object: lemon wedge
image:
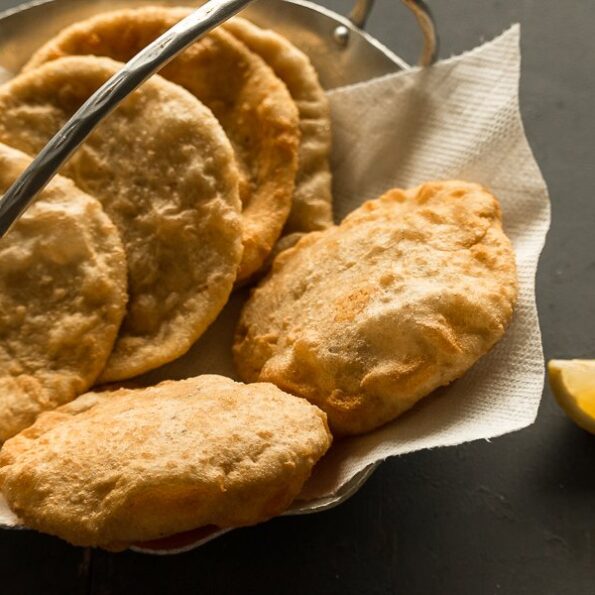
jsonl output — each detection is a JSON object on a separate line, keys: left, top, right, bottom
{"left": 548, "top": 359, "right": 595, "bottom": 433}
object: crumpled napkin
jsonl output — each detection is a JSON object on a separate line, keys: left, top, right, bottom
{"left": 0, "top": 24, "right": 550, "bottom": 527}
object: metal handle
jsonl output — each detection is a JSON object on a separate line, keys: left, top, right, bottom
{"left": 348, "top": 0, "right": 438, "bottom": 66}
{"left": 0, "top": 0, "right": 253, "bottom": 238}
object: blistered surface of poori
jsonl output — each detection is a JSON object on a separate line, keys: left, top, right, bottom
{"left": 235, "top": 181, "right": 518, "bottom": 435}
{"left": 0, "top": 142, "right": 127, "bottom": 442}
{"left": 26, "top": 7, "right": 300, "bottom": 282}
{"left": 0, "top": 375, "right": 331, "bottom": 549}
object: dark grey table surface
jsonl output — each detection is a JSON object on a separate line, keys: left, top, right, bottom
{"left": 0, "top": 1, "right": 594, "bottom": 593}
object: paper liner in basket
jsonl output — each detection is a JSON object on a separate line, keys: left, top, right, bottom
{"left": 0, "top": 25, "right": 550, "bottom": 531}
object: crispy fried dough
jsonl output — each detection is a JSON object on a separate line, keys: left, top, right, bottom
{"left": 234, "top": 181, "right": 518, "bottom": 435}
{"left": 0, "top": 56, "right": 242, "bottom": 382}
{"left": 0, "top": 142, "right": 127, "bottom": 442}
{"left": 224, "top": 17, "right": 333, "bottom": 234}
{"left": 0, "top": 375, "right": 332, "bottom": 549}
{"left": 25, "top": 7, "right": 300, "bottom": 282}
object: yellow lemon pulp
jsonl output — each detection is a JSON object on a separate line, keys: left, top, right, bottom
{"left": 548, "top": 359, "right": 595, "bottom": 433}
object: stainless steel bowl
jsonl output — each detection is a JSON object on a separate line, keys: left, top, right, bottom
{"left": 0, "top": 0, "right": 437, "bottom": 554}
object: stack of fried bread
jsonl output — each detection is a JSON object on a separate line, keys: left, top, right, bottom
{"left": 0, "top": 7, "right": 517, "bottom": 550}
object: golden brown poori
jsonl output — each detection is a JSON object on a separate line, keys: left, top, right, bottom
{"left": 223, "top": 17, "right": 334, "bottom": 234}
{"left": 234, "top": 181, "right": 518, "bottom": 435}
{"left": 0, "top": 375, "right": 332, "bottom": 550}
{"left": 0, "top": 142, "right": 127, "bottom": 442}
{"left": 25, "top": 6, "right": 301, "bottom": 282}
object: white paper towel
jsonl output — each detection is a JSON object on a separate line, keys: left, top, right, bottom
{"left": 301, "top": 24, "right": 550, "bottom": 498}
{"left": 0, "top": 24, "right": 550, "bottom": 527}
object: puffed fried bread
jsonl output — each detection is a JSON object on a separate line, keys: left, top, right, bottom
{"left": 0, "top": 142, "right": 127, "bottom": 442}
{"left": 25, "top": 7, "right": 300, "bottom": 283}
{"left": 234, "top": 181, "right": 518, "bottom": 435}
{"left": 0, "top": 375, "right": 331, "bottom": 550}
{"left": 223, "top": 17, "right": 333, "bottom": 234}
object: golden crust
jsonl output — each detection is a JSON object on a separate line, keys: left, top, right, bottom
{"left": 224, "top": 17, "right": 334, "bottom": 234}
{"left": 0, "top": 375, "right": 332, "bottom": 549}
{"left": 234, "top": 181, "right": 518, "bottom": 435}
{"left": 25, "top": 7, "right": 300, "bottom": 282}
{"left": 0, "top": 55, "right": 243, "bottom": 382}
{"left": 0, "top": 142, "right": 127, "bottom": 442}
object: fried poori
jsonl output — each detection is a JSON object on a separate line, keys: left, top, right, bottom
{"left": 0, "top": 142, "right": 127, "bottom": 442}
{"left": 0, "top": 375, "right": 331, "bottom": 549}
{"left": 25, "top": 7, "right": 300, "bottom": 282}
{"left": 234, "top": 181, "right": 518, "bottom": 435}
{"left": 224, "top": 17, "right": 334, "bottom": 234}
